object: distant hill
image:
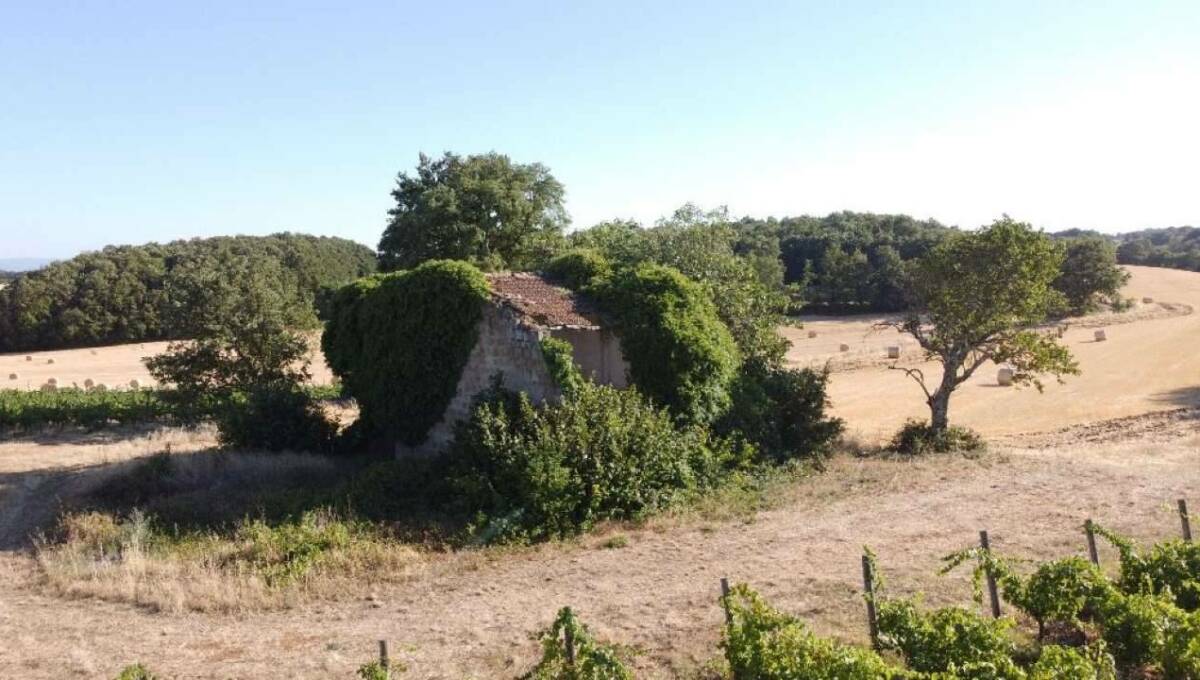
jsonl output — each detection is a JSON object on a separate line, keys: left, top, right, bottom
{"left": 0, "top": 258, "right": 52, "bottom": 272}
{"left": 0, "top": 233, "right": 377, "bottom": 352}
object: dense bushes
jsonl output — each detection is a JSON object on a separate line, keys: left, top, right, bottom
{"left": 717, "top": 363, "right": 844, "bottom": 463}
{"left": 942, "top": 527, "right": 1200, "bottom": 676}
{"left": 544, "top": 248, "right": 612, "bottom": 290}
{"left": 0, "top": 233, "right": 375, "bottom": 352}
{"left": 449, "top": 379, "right": 736, "bottom": 542}
{"left": 723, "top": 584, "right": 898, "bottom": 679}
{"left": 215, "top": 386, "right": 338, "bottom": 453}
{"left": 590, "top": 263, "right": 739, "bottom": 425}
{"left": 322, "top": 260, "right": 490, "bottom": 446}
{"left": 889, "top": 420, "right": 985, "bottom": 455}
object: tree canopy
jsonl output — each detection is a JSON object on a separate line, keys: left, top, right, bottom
{"left": 567, "top": 205, "right": 791, "bottom": 365}
{"left": 1113, "top": 226, "right": 1200, "bottom": 272}
{"left": 377, "top": 152, "right": 568, "bottom": 272}
{"left": 1052, "top": 237, "right": 1130, "bottom": 314}
{"left": 885, "top": 217, "right": 1079, "bottom": 433}
{"left": 0, "top": 233, "right": 376, "bottom": 353}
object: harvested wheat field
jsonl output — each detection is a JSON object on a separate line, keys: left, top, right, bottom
{"left": 785, "top": 265, "right": 1200, "bottom": 442}
{"left": 0, "top": 337, "right": 335, "bottom": 391}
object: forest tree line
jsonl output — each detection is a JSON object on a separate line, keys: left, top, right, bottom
{"left": 0, "top": 233, "right": 376, "bottom": 352}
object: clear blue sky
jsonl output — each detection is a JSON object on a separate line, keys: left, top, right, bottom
{"left": 3, "top": 1, "right": 1198, "bottom": 259}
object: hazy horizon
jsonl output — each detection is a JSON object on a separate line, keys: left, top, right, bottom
{"left": 4, "top": 2, "right": 1198, "bottom": 259}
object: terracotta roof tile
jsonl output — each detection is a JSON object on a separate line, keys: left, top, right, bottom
{"left": 486, "top": 273, "right": 603, "bottom": 329}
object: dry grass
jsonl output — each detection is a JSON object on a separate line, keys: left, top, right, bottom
{"left": 7, "top": 438, "right": 428, "bottom": 614}
{"left": 0, "top": 422, "right": 1196, "bottom": 677}
{"left": 35, "top": 508, "right": 424, "bottom": 614}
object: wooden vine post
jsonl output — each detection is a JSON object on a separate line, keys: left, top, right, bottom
{"left": 720, "top": 577, "right": 733, "bottom": 626}
{"left": 563, "top": 622, "right": 576, "bottom": 666}
{"left": 378, "top": 640, "right": 389, "bottom": 670}
{"left": 861, "top": 554, "right": 880, "bottom": 650}
{"left": 1181, "top": 499, "right": 1193, "bottom": 542}
{"left": 979, "top": 530, "right": 1002, "bottom": 618}
{"left": 1084, "top": 519, "right": 1100, "bottom": 566}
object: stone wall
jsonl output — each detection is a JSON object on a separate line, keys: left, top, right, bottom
{"left": 549, "top": 327, "right": 629, "bottom": 388}
{"left": 399, "top": 303, "right": 561, "bottom": 457}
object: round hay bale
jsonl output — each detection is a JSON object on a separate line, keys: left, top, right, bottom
{"left": 1094, "top": 329, "right": 1107, "bottom": 342}
{"left": 93, "top": 383, "right": 108, "bottom": 393}
{"left": 8, "top": 373, "right": 17, "bottom": 380}
{"left": 1142, "top": 296, "right": 1154, "bottom": 304}
{"left": 46, "top": 358, "right": 54, "bottom": 364}
{"left": 886, "top": 346, "right": 901, "bottom": 359}
{"left": 997, "top": 367, "right": 1015, "bottom": 386}
{"left": 807, "top": 330, "right": 818, "bottom": 338}
{"left": 83, "top": 378, "right": 95, "bottom": 389}
{"left": 129, "top": 379, "right": 141, "bottom": 390}
{"left": 40, "top": 382, "right": 57, "bottom": 393}
{"left": 47, "top": 377, "right": 57, "bottom": 386}
{"left": 839, "top": 343, "right": 850, "bottom": 352}
{"left": 25, "top": 356, "right": 32, "bottom": 362}
{"left": 90, "top": 349, "right": 98, "bottom": 356}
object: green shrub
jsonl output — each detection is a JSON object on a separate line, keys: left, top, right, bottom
{"left": 544, "top": 248, "right": 612, "bottom": 289}
{"left": 1027, "top": 644, "right": 1117, "bottom": 680}
{"left": 944, "top": 550, "right": 1113, "bottom": 639}
{"left": 875, "top": 598, "right": 1022, "bottom": 677}
{"left": 356, "top": 661, "right": 391, "bottom": 679}
{"left": 322, "top": 260, "right": 490, "bottom": 446}
{"left": 1163, "top": 610, "right": 1200, "bottom": 679}
{"left": 215, "top": 386, "right": 338, "bottom": 453}
{"left": 337, "top": 456, "right": 455, "bottom": 526}
{"left": 1095, "top": 591, "right": 1183, "bottom": 668}
{"left": 889, "top": 420, "right": 984, "bottom": 455}
{"left": 722, "top": 583, "right": 901, "bottom": 679}
{"left": 589, "top": 263, "right": 739, "bottom": 424}
{"left": 450, "top": 379, "right": 732, "bottom": 543}
{"left": 717, "top": 362, "right": 844, "bottom": 463}
{"left": 521, "top": 607, "right": 633, "bottom": 679}
{"left": 230, "top": 509, "right": 383, "bottom": 586}
{"left": 113, "top": 664, "right": 161, "bottom": 680}
{"left": 0, "top": 388, "right": 173, "bottom": 430}
{"left": 1093, "top": 525, "right": 1200, "bottom": 612}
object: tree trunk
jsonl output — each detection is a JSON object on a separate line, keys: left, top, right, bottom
{"left": 929, "top": 390, "right": 951, "bottom": 433}
{"left": 927, "top": 355, "right": 962, "bottom": 434}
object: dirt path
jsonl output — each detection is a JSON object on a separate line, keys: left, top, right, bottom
{"left": 0, "top": 417, "right": 1196, "bottom": 679}
{"left": 784, "top": 265, "right": 1200, "bottom": 442}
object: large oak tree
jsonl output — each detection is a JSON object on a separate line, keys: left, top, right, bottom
{"left": 377, "top": 152, "right": 568, "bottom": 271}
{"left": 884, "top": 217, "right": 1079, "bottom": 433}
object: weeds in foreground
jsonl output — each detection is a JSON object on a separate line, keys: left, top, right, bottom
{"left": 37, "top": 508, "right": 420, "bottom": 613}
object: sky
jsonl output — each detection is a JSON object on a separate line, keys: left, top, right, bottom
{"left": 2, "top": 1, "right": 1199, "bottom": 259}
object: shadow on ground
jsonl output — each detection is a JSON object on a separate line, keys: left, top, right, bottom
{"left": 1151, "top": 386, "right": 1200, "bottom": 408}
